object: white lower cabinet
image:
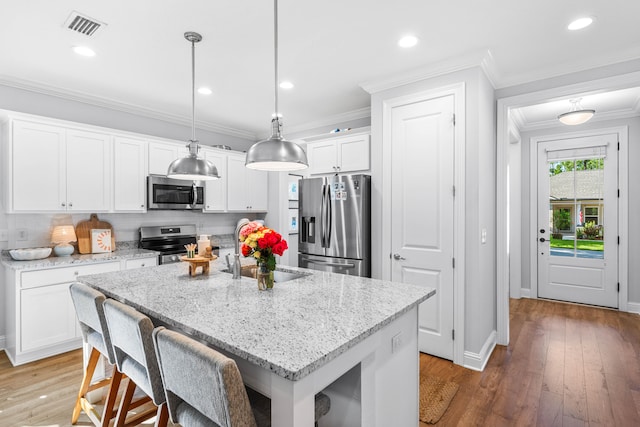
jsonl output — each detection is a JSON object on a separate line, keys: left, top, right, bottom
{"left": 4, "top": 257, "right": 156, "bottom": 366}
{"left": 20, "top": 282, "right": 79, "bottom": 353}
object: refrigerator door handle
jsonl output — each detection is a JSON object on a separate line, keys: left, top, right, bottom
{"left": 301, "top": 257, "right": 356, "bottom": 268}
{"left": 320, "top": 184, "right": 326, "bottom": 247}
{"left": 327, "top": 184, "right": 332, "bottom": 247}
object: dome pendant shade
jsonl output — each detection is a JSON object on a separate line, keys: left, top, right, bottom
{"left": 167, "top": 31, "right": 221, "bottom": 181}
{"left": 246, "top": 118, "right": 308, "bottom": 171}
{"left": 167, "top": 142, "right": 220, "bottom": 180}
{"left": 245, "top": 0, "right": 308, "bottom": 172}
{"left": 557, "top": 98, "right": 595, "bottom": 126}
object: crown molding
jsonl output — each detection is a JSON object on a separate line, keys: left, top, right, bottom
{"left": 509, "top": 108, "right": 526, "bottom": 131}
{"left": 280, "top": 106, "right": 371, "bottom": 136}
{"left": 0, "top": 75, "right": 257, "bottom": 140}
{"left": 359, "top": 49, "right": 499, "bottom": 94}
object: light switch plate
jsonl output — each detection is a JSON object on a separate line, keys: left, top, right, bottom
{"left": 17, "top": 229, "right": 28, "bottom": 241}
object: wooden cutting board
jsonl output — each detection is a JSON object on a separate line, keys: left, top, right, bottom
{"left": 76, "top": 213, "right": 116, "bottom": 254}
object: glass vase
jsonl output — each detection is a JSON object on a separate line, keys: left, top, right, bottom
{"left": 256, "top": 263, "right": 274, "bottom": 290}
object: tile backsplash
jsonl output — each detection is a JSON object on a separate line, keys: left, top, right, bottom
{"left": 0, "top": 211, "right": 265, "bottom": 250}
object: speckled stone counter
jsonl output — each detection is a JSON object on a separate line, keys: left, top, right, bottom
{"left": 77, "top": 261, "right": 434, "bottom": 381}
{"left": 1, "top": 248, "right": 159, "bottom": 271}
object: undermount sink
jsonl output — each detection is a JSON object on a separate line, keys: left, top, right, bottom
{"left": 222, "top": 265, "right": 310, "bottom": 283}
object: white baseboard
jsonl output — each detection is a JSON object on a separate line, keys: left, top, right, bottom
{"left": 628, "top": 302, "right": 640, "bottom": 315}
{"left": 0, "top": 335, "right": 5, "bottom": 351}
{"left": 463, "top": 330, "right": 496, "bottom": 372}
{"left": 520, "top": 288, "right": 531, "bottom": 298}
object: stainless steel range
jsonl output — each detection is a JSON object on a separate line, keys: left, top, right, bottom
{"left": 139, "top": 224, "right": 218, "bottom": 264}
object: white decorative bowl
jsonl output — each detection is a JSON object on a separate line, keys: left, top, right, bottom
{"left": 9, "top": 247, "right": 52, "bottom": 261}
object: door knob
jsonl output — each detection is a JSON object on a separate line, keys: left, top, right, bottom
{"left": 539, "top": 229, "right": 546, "bottom": 234}
{"left": 393, "top": 253, "right": 406, "bottom": 260}
{"left": 539, "top": 237, "right": 546, "bottom": 242}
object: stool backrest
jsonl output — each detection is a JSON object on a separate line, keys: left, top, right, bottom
{"left": 69, "top": 283, "right": 116, "bottom": 364}
{"left": 153, "top": 327, "right": 257, "bottom": 427}
{"left": 103, "top": 299, "right": 165, "bottom": 405}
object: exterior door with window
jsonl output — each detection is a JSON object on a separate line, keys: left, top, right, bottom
{"left": 537, "top": 134, "right": 618, "bottom": 308}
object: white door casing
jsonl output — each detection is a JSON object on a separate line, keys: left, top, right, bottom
{"left": 389, "top": 93, "right": 455, "bottom": 360}
{"left": 536, "top": 134, "right": 619, "bottom": 308}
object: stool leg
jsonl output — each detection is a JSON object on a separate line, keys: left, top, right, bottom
{"left": 100, "top": 370, "right": 123, "bottom": 427}
{"left": 115, "top": 379, "right": 137, "bottom": 427}
{"left": 154, "top": 403, "right": 169, "bottom": 427}
{"left": 72, "top": 347, "right": 100, "bottom": 424}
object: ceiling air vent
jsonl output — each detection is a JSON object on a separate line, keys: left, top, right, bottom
{"left": 64, "top": 11, "right": 105, "bottom": 37}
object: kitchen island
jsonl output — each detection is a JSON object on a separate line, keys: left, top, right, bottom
{"left": 78, "top": 261, "right": 435, "bottom": 426}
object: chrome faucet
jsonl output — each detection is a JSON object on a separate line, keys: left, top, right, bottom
{"left": 232, "top": 218, "right": 250, "bottom": 279}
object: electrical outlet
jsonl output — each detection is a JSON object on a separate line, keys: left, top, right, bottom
{"left": 17, "top": 229, "right": 28, "bottom": 241}
{"left": 0, "top": 229, "right": 8, "bottom": 242}
{"left": 391, "top": 332, "right": 403, "bottom": 353}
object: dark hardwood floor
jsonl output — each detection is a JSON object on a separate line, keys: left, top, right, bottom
{"left": 420, "top": 298, "right": 640, "bottom": 426}
{"left": 1, "top": 298, "right": 638, "bottom": 426}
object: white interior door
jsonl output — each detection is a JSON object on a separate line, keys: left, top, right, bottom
{"left": 537, "top": 134, "right": 618, "bottom": 308}
{"left": 390, "top": 94, "right": 455, "bottom": 360}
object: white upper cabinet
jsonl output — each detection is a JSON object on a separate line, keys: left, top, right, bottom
{"left": 307, "top": 133, "right": 370, "bottom": 175}
{"left": 65, "top": 129, "right": 112, "bottom": 212}
{"left": 148, "top": 140, "right": 188, "bottom": 175}
{"left": 114, "top": 136, "right": 148, "bottom": 212}
{"left": 11, "top": 121, "right": 66, "bottom": 211}
{"left": 9, "top": 120, "right": 111, "bottom": 212}
{"left": 202, "top": 147, "right": 227, "bottom": 212}
{"left": 227, "top": 153, "right": 268, "bottom": 212}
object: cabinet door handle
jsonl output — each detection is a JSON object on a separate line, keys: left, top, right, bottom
{"left": 69, "top": 202, "right": 73, "bottom": 208}
{"left": 141, "top": 263, "right": 145, "bottom": 267}
{"left": 61, "top": 202, "right": 66, "bottom": 207}
{"left": 393, "top": 253, "right": 406, "bottom": 260}
{"left": 74, "top": 271, "right": 79, "bottom": 276}
{"left": 141, "top": 204, "right": 144, "bottom": 208}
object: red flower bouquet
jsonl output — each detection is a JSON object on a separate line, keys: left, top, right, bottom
{"left": 239, "top": 221, "right": 288, "bottom": 271}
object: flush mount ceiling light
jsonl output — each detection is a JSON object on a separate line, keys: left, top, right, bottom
{"left": 167, "top": 32, "right": 220, "bottom": 181}
{"left": 72, "top": 45, "right": 96, "bottom": 57}
{"left": 568, "top": 17, "right": 594, "bottom": 31}
{"left": 398, "top": 35, "right": 418, "bottom": 48}
{"left": 557, "top": 98, "right": 595, "bottom": 125}
{"left": 279, "top": 81, "right": 294, "bottom": 89}
{"left": 197, "top": 87, "right": 212, "bottom": 95}
{"left": 245, "top": 0, "right": 308, "bottom": 171}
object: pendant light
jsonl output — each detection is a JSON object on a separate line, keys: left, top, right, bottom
{"left": 167, "top": 32, "right": 220, "bottom": 181}
{"left": 245, "top": 0, "right": 308, "bottom": 171}
{"left": 557, "top": 98, "right": 595, "bottom": 126}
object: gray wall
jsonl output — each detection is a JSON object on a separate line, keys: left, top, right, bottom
{"left": 370, "top": 66, "right": 497, "bottom": 356}
{"left": 519, "top": 116, "right": 640, "bottom": 303}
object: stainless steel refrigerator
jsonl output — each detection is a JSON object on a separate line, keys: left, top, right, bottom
{"left": 298, "top": 174, "right": 371, "bottom": 277}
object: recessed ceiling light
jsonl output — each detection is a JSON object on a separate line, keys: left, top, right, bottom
{"left": 568, "top": 17, "right": 594, "bottom": 31}
{"left": 72, "top": 46, "right": 96, "bottom": 57}
{"left": 279, "top": 81, "right": 294, "bottom": 89}
{"left": 197, "top": 87, "right": 212, "bottom": 95}
{"left": 398, "top": 35, "right": 418, "bottom": 48}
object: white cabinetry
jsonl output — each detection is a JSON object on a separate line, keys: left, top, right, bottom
{"left": 114, "top": 137, "right": 148, "bottom": 212}
{"left": 202, "top": 148, "right": 228, "bottom": 212}
{"left": 124, "top": 256, "right": 157, "bottom": 270}
{"left": 307, "top": 133, "right": 370, "bottom": 175}
{"left": 66, "top": 129, "right": 112, "bottom": 211}
{"left": 227, "top": 153, "right": 268, "bottom": 212}
{"left": 5, "top": 261, "right": 120, "bottom": 365}
{"left": 4, "top": 257, "right": 158, "bottom": 366}
{"left": 8, "top": 120, "right": 112, "bottom": 212}
{"left": 148, "top": 140, "right": 188, "bottom": 175}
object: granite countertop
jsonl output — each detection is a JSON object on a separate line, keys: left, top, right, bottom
{"left": 1, "top": 248, "right": 159, "bottom": 271}
{"left": 77, "top": 261, "right": 435, "bottom": 381}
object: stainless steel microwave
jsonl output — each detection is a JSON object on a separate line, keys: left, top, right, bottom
{"left": 147, "top": 175, "right": 204, "bottom": 210}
